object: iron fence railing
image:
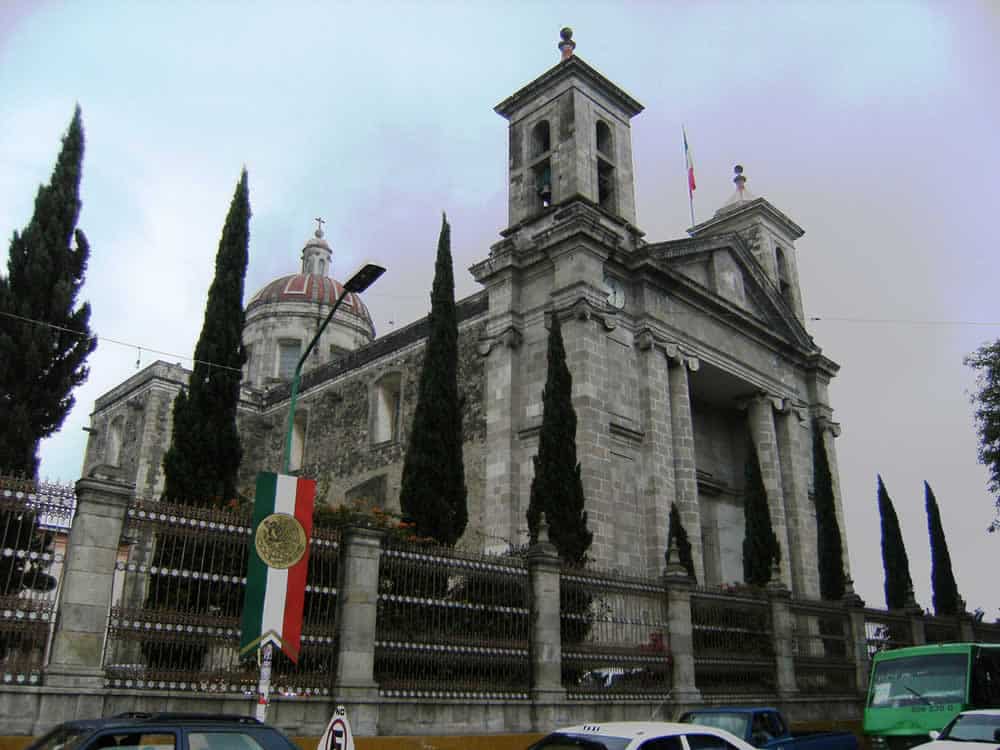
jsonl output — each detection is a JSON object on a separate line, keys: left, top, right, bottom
{"left": 863, "top": 610, "right": 913, "bottom": 661}
{"left": 103, "top": 498, "right": 340, "bottom": 695}
{"left": 973, "top": 621, "right": 1000, "bottom": 643}
{"left": 375, "top": 540, "right": 530, "bottom": 698}
{"left": 691, "top": 589, "right": 775, "bottom": 694}
{"left": 789, "top": 599, "right": 855, "bottom": 694}
{"left": 0, "top": 476, "right": 74, "bottom": 685}
{"left": 924, "top": 616, "right": 962, "bottom": 644}
{"left": 559, "top": 566, "right": 671, "bottom": 698}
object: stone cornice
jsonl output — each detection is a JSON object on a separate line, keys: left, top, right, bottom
{"left": 689, "top": 196, "right": 805, "bottom": 241}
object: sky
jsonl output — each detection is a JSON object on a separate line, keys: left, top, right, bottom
{"left": 1, "top": 1, "right": 997, "bottom": 615}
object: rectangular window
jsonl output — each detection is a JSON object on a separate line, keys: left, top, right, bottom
{"left": 278, "top": 340, "right": 301, "bottom": 380}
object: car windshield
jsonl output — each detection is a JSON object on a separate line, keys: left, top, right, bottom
{"left": 527, "top": 732, "right": 632, "bottom": 750}
{"left": 869, "top": 653, "right": 968, "bottom": 707}
{"left": 682, "top": 713, "right": 749, "bottom": 739}
{"left": 941, "top": 714, "right": 1000, "bottom": 742}
{"left": 27, "top": 726, "right": 92, "bottom": 750}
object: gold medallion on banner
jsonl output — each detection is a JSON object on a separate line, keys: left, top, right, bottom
{"left": 255, "top": 513, "right": 307, "bottom": 569}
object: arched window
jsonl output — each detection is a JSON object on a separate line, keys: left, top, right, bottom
{"left": 278, "top": 339, "right": 301, "bottom": 380}
{"left": 776, "top": 247, "right": 793, "bottom": 306}
{"left": 596, "top": 120, "right": 613, "bottom": 158}
{"left": 107, "top": 416, "right": 124, "bottom": 466}
{"left": 531, "top": 120, "right": 551, "bottom": 158}
{"left": 371, "top": 372, "right": 402, "bottom": 444}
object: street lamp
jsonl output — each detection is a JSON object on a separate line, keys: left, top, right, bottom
{"left": 282, "top": 262, "right": 386, "bottom": 473}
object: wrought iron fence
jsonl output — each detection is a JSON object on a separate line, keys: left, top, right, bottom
{"left": 863, "top": 610, "right": 912, "bottom": 660}
{"left": 923, "top": 617, "right": 961, "bottom": 644}
{"left": 973, "top": 621, "right": 1000, "bottom": 643}
{"left": 560, "top": 566, "right": 671, "bottom": 699}
{"left": 375, "top": 540, "right": 529, "bottom": 698}
{"left": 0, "top": 476, "right": 74, "bottom": 686}
{"left": 789, "top": 600, "right": 855, "bottom": 694}
{"left": 103, "top": 498, "right": 341, "bottom": 695}
{"left": 691, "top": 589, "right": 775, "bottom": 694}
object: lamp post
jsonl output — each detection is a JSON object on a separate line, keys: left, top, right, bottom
{"left": 282, "top": 263, "right": 385, "bottom": 473}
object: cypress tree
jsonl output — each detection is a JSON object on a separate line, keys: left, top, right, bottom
{"left": 813, "top": 424, "right": 846, "bottom": 600}
{"left": 877, "top": 475, "right": 914, "bottom": 610}
{"left": 0, "top": 106, "right": 95, "bottom": 476}
{"left": 667, "top": 503, "right": 696, "bottom": 582}
{"left": 399, "top": 214, "right": 467, "bottom": 546}
{"left": 160, "top": 170, "right": 250, "bottom": 507}
{"left": 526, "top": 312, "right": 592, "bottom": 565}
{"left": 925, "top": 481, "right": 961, "bottom": 615}
{"left": 743, "top": 436, "right": 780, "bottom": 586}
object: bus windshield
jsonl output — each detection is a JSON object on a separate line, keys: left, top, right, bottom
{"left": 869, "top": 652, "right": 968, "bottom": 707}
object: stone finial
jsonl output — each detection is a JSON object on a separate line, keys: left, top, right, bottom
{"left": 733, "top": 164, "right": 747, "bottom": 195}
{"left": 664, "top": 537, "right": 691, "bottom": 582}
{"left": 766, "top": 558, "right": 788, "bottom": 594}
{"left": 904, "top": 584, "right": 921, "bottom": 613}
{"left": 842, "top": 576, "right": 865, "bottom": 607}
{"left": 538, "top": 515, "right": 551, "bottom": 545}
{"left": 558, "top": 27, "right": 576, "bottom": 60}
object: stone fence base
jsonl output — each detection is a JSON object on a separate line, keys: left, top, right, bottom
{"left": 0, "top": 686, "right": 862, "bottom": 739}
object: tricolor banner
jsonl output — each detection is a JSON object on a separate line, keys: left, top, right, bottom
{"left": 683, "top": 125, "right": 696, "bottom": 195}
{"left": 240, "top": 471, "right": 315, "bottom": 662}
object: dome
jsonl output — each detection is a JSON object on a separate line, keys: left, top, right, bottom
{"left": 247, "top": 273, "right": 373, "bottom": 329}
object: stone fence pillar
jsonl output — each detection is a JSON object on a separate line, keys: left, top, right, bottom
{"left": 334, "top": 526, "right": 384, "bottom": 736}
{"left": 767, "top": 577, "right": 798, "bottom": 698}
{"left": 664, "top": 547, "right": 701, "bottom": 706}
{"left": 46, "top": 473, "right": 133, "bottom": 688}
{"left": 842, "top": 583, "right": 870, "bottom": 695}
{"left": 528, "top": 525, "right": 565, "bottom": 730}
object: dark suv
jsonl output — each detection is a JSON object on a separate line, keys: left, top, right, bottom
{"left": 27, "top": 713, "right": 299, "bottom": 750}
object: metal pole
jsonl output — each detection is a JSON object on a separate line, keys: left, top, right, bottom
{"left": 255, "top": 642, "right": 273, "bottom": 722}
{"left": 282, "top": 292, "right": 349, "bottom": 473}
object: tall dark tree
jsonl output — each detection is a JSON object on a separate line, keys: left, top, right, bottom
{"left": 0, "top": 106, "right": 95, "bottom": 476}
{"left": 160, "top": 170, "right": 250, "bottom": 507}
{"left": 667, "top": 503, "right": 696, "bottom": 581}
{"left": 925, "top": 481, "right": 961, "bottom": 615}
{"left": 526, "top": 312, "right": 592, "bottom": 565}
{"left": 743, "top": 436, "right": 780, "bottom": 586}
{"left": 965, "top": 341, "right": 1000, "bottom": 532}
{"left": 399, "top": 214, "right": 467, "bottom": 546}
{"left": 813, "top": 424, "right": 846, "bottom": 600}
{"left": 877, "top": 475, "right": 914, "bottom": 610}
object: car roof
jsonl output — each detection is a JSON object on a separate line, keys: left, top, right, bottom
{"left": 53, "top": 715, "right": 267, "bottom": 732}
{"left": 551, "top": 721, "right": 747, "bottom": 741}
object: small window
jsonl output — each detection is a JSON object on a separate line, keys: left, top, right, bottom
{"left": 532, "top": 159, "right": 552, "bottom": 210}
{"left": 107, "top": 416, "right": 124, "bottom": 467}
{"left": 596, "top": 120, "right": 613, "bottom": 158}
{"left": 317, "top": 259, "right": 326, "bottom": 276}
{"left": 597, "top": 158, "right": 615, "bottom": 212}
{"left": 89, "top": 733, "right": 176, "bottom": 750}
{"left": 776, "top": 246, "right": 793, "bottom": 306}
{"left": 188, "top": 734, "right": 265, "bottom": 750}
{"left": 243, "top": 344, "right": 253, "bottom": 382}
{"left": 640, "top": 738, "right": 685, "bottom": 750}
{"left": 277, "top": 340, "right": 301, "bottom": 380}
{"left": 372, "top": 372, "right": 402, "bottom": 444}
{"left": 531, "top": 120, "right": 551, "bottom": 157}
{"left": 685, "top": 734, "right": 742, "bottom": 750}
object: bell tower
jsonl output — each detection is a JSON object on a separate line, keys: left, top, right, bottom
{"left": 494, "top": 28, "right": 644, "bottom": 230}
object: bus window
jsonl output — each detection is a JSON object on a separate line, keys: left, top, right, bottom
{"left": 869, "top": 652, "right": 968, "bottom": 707}
{"left": 971, "top": 647, "right": 1000, "bottom": 708}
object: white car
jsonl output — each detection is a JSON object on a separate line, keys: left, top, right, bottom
{"left": 527, "top": 721, "right": 760, "bottom": 750}
{"left": 913, "top": 710, "right": 1000, "bottom": 750}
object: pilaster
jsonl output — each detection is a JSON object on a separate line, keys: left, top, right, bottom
{"left": 816, "top": 415, "right": 852, "bottom": 585}
{"left": 746, "top": 395, "right": 793, "bottom": 587}
{"left": 842, "top": 581, "right": 870, "bottom": 695}
{"left": 46, "top": 473, "right": 134, "bottom": 689}
{"left": 774, "top": 404, "right": 815, "bottom": 597}
{"left": 668, "top": 353, "right": 705, "bottom": 584}
{"left": 767, "top": 576, "right": 798, "bottom": 698}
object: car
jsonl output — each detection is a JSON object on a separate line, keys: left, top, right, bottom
{"left": 679, "top": 707, "right": 858, "bottom": 750}
{"left": 912, "top": 710, "right": 1000, "bottom": 750}
{"left": 26, "top": 713, "right": 299, "bottom": 750}
{"left": 526, "top": 721, "right": 760, "bottom": 750}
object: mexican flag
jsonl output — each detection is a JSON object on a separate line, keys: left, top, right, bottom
{"left": 240, "top": 472, "right": 315, "bottom": 662}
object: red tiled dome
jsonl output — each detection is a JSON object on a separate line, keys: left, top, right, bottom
{"left": 247, "top": 273, "right": 373, "bottom": 326}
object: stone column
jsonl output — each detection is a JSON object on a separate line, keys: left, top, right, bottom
{"left": 774, "top": 406, "right": 815, "bottom": 597}
{"left": 664, "top": 545, "right": 701, "bottom": 705}
{"left": 767, "top": 575, "right": 798, "bottom": 698}
{"left": 842, "top": 582, "right": 870, "bottom": 695}
{"left": 668, "top": 353, "right": 704, "bottom": 583}
{"left": 334, "top": 526, "right": 384, "bottom": 736}
{"left": 46, "top": 473, "right": 133, "bottom": 688}
{"left": 636, "top": 331, "right": 677, "bottom": 578}
{"left": 816, "top": 416, "right": 852, "bottom": 586}
{"left": 528, "top": 526, "right": 565, "bottom": 730}
{"left": 746, "top": 395, "right": 793, "bottom": 587}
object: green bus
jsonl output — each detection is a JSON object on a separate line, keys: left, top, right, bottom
{"left": 864, "top": 643, "right": 1000, "bottom": 750}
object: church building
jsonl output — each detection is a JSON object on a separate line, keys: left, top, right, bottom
{"left": 81, "top": 29, "right": 848, "bottom": 597}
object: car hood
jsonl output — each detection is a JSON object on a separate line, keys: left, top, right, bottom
{"left": 911, "top": 741, "right": 1000, "bottom": 750}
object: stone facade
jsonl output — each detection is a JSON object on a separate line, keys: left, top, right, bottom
{"left": 82, "top": 32, "right": 849, "bottom": 598}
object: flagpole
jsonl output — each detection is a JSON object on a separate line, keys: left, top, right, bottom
{"left": 688, "top": 189, "right": 695, "bottom": 227}
{"left": 683, "top": 125, "right": 696, "bottom": 227}
{"left": 256, "top": 641, "right": 274, "bottom": 722}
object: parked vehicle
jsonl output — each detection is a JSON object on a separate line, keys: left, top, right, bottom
{"left": 678, "top": 707, "right": 858, "bottom": 750}
{"left": 912, "top": 709, "right": 1000, "bottom": 750}
{"left": 527, "top": 720, "right": 757, "bottom": 750}
{"left": 27, "top": 713, "right": 298, "bottom": 750}
{"left": 864, "top": 643, "right": 1000, "bottom": 750}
